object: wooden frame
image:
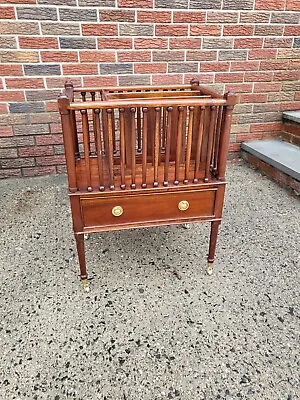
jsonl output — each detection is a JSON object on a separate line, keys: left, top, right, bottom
{"left": 58, "top": 78, "right": 237, "bottom": 290}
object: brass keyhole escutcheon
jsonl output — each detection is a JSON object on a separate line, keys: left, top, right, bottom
{"left": 178, "top": 200, "right": 189, "bottom": 211}
{"left": 112, "top": 205, "right": 123, "bottom": 217}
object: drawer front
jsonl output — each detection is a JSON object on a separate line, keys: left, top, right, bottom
{"left": 81, "top": 189, "right": 216, "bottom": 229}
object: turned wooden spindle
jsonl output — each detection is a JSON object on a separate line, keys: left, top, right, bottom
{"left": 174, "top": 106, "right": 184, "bottom": 185}
{"left": 119, "top": 108, "right": 126, "bottom": 190}
{"left": 142, "top": 107, "right": 148, "bottom": 188}
{"left": 130, "top": 107, "right": 136, "bottom": 189}
{"left": 137, "top": 107, "right": 142, "bottom": 153}
{"left": 93, "top": 108, "right": 105, "bottom": 191}
{"left": 162, "top": 107, "right": 167, "bottom": 152}
{"left": 204, "top": 106, "right": 217, "bottom": 183}
{"left": 81, "top": 109, "right": 92, "bottom": 192}
{"left": 81, "top": 91, "right": 86, "bottom": 102}
{"left": 212, "top": 107, "right": 223, "bottom": 174}
{"left": 163, "top": 106, "right": 173, "bottom": 187}
{"left": 193, "top": 106, "right": 205, "bottom": 184}
{"left": 106, "top": 108, "right": 115, "bottom": 190}
{"left": 184, "top": 106, "right": 194, "bottom": 184}
{"left": 153, "top": 107, "right": 161, "bottom": 187}
{"left": 64, "top": 81, "right": 80, "bottom": 159}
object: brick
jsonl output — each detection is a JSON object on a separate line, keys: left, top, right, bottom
{"left": 82, "top": 24, "right": 118, "bottom": 36}
{"left": 0, "top": 126, "right": 13, "bottom": 137}
{"left": 59, "top": 8, "right": 97, "bottom": 21}
{"left": 134, "top": 63, "right": 167, "bottom": 74}
{"left": 2, "top": 0, "right": 36, "bottom": 2}
{"left": 190, "top": 24, "right": 221, "bottom": 36}
{"left": 30, "top": 112, "right": 59, "bottom": 124}
{"left": 83, "top": 76, "right": 117, "bottom": 87}
{"left": 255, "top": 25, "right": 284, "bottom": 36}
{"left": 248, "top": 49, "right": 277, "bottom": 59}
{"left": 264, "top": 38, "right": 292, "bottom": 48}
{"left": 118, "top": 51, "right": 151, "bottom": 62}
{"left": 0, "top": 114, "right": 29, "bottom": 126}
{"left": 0, "top": 136, "right": 34, "bottom": 148}
{"left": 41, "top": 51, "right": 78, "bottom": 63}
{"left": 280, "top": 101, "right": 300, "bottom": 111}
{"left": 207, "top": 11, "right": 238, "bottom": 23}
{"left": 101, "top": 10, "right": 135, "bottom": 22}
{"left": 231, "top": 61, "right": 259, "bottom": 71}
{"left": 239, "top": 12, "right": 270, "bottom": 23}
{"left": 118, "top": 0, "right": 153, "bottom": 7}
{"left": 152, "top": 74, "right": 183, "bottom": 85}
{"left": 120, "top": 24, "right": 154, "bottom": 36}
{"left": 22, "top": 166, "right": 57, "bottom": 177}
{"left": 277, "top": 49, "right": 300, "bottom": 59}
{"left": 271, "top": 13, "right": 299, "bottom": 24}
{"left": 36, "top": 134, "right": 63, "bottom": 145}
{"left": 9, "top": 102, "right": 45, "bottom": 114}
{"left": 225, "top": 83, "right": 253, "bottom": 93}
{"left": 25, "top": 89, "right": 59, "bottom": 101}
{"left": 240, "top": 93, "right": 267, "bottom": 103}
{"left": 190, "top": 0, "right": 221, "bottom": 9}
{"left": 250, "top": 121, "right": 281, "bottom": 132}
{"left": 244, "top": 71, "right": 273, "bottom": 81}
{"left": 5, "top": 78, "right": 44, "bottom": 89}
{"left": 255, "top": 0, "right": 285, "bottom": 10}
{"left": 0, "top": 36, "right": 16, "bottom": 49}
{"left": 203, "top": 38, "right": 233, "bottom": 49}
{"left": 155, "top": 0, "right": 187, "bottom": 8}
{"left": 286, "top": 0, "right": 300, "bottom": 11}
{"left": 215, "top": 73, "right": 244, "bottom": 82}
{"left": 63, "top": 63, "right": 99, "bottom": 75}
{"left": 253, "top": 103, "right": 280, "bottom": 113}
{"left": 0, "top": 21, "right": 39, "bottom": 35}
{"left": 0, "top": 104, "right": 9, "bottom": 114}
{"left": 19, "top": 36, "right": 58, "bottom": 49}
{"left": 80, "top": 51, "right": 115, "bottom": 63}
{"left": 284, "top": 26, "right": 300, "bottom": 36}
{"left": 223, "top": 0, "right": 254, "bottom": 9}
{"left": 290, "top": 60, "right": 300, "bottom": 70}
{"left": 168, "top": 63, "right": 198, "bottom": 73}
{"left": 39, "top": 0, "right": 76, "bottom": 4}
{"left": 294, "top": 38, "right": 300, "bottom": 48}
{"left": 237, "top": 112, "right": 280, "bottom": 124}
{"left": 169, "top": 38, "right": 201, "bottom": 49}
{"left": 0, "top": 50, "right": 39, "bottom": 63}
{"left": 19, "top": 146, "right": 53, "bottom": 157}
{"left": 234, "top": 38, "right": 263, "bottom": 49}
{"left": 236, "top": 133, "right": 262, "bottom": 142}
{"left": 173, "top": 11, "right": 205, "bottom": 23}
{"left": 200, "top": 61, "right": 229, "bottom": 72}
{"left": 186, "top": 50, "right": 217, "bottom": 61}
{"left": 17, "top": 6, "right": 57, "bottom": 20}
{"left": 0, "top": 169, "right": 21, "bottom": 178}
{"left": 219, "top": 50, "right": 247, "bottom": 60}
{"left": 13, "top": 124, "right": 50, "bottom": 136}
{"left": 60, "top": 37, "right": 96, "bottom": 49}
{"left": 223, "top": 25, "right": 254, "bottom": 36}
{"left": 98, "top": 38, "right": 132, "bottom": 49}
{"left": 0, "top": 148, "right": 17, "bottom": 158}
{"left": 41, "top": 23, "right": 80, "bottom": 36}
{"left": 134, "top": 38, "right": 167, "bottom": 49}
{"left": 36, "top": 155, "right": 65, "bottom": 166}
{"left": 155, "top": 24, "right": 188, "bottom": 37}
{"left": 46, "top": 77, "right": 82, "bottom": 89}
{"left": 260, "top": 60, "right": 289, "bottom": 70}
{"left": 0, "top": 91, "right": 25, "bottom": 101}
{"left": 24, "top": 64, "right": 61, "bottom": 76}
{"left": 1, "top": 6, "right": 15, "bottom": 19}
{"left": 1, "top": 158, "right": 35, "bottom": 169}
{"left": 100, "top": 63, "right": 133, "bottom": 75}
{"left": 53, "top": 145, "right": 65, "bottom": 155}
{"left": 274, "top": 71, "right": 299, "bottom": 81}
{"left": 152, "top": 50, "right": 184, "bottom": 61}
{"left": 78, "top": 0, "right": 114, "bottom": 5}
{"left": 282, "top": 81, "right": 300, "bottom": 92}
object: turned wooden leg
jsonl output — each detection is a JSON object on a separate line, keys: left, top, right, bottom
{"left": 207, "top": 221, "right": 221, "bottom": 275}
{"left": 75, "top": 233, "right": 89, "bottom": 291}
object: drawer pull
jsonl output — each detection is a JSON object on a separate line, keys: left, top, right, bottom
{"left": 112, "top": 205, "right": 123, "bottom": 217}
{"left": 178, "top": 200, "right": 189, "bottom": 211}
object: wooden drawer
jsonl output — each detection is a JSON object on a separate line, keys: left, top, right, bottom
{"left": 80, "top": 188, "right": 217, "bottom": 229}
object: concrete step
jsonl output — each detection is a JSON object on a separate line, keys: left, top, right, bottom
{"left": 241, "top": 139, "right": 300, "bottom": 195}
{"left": 282, "top": 110, "right": 300, "bottom": 124}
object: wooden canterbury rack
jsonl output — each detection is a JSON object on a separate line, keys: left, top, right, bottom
{"left": 58, "top": 78, "right": 237, "bottom": 290}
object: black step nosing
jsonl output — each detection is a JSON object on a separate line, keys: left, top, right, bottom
{"left": 282, "top": 110, "right": 300, "bottom": 125}
{"left": 241, "top": 139, "right": 300, "bottom": 182}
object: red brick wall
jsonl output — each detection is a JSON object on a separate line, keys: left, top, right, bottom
{"left": 0, "top": 0, "right": 299, "bottom": 178}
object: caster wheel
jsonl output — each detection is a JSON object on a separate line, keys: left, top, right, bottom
{"left": 207, "top": 263, "right": 213, "bottom": 276}
{"left": 182, "top": 223, "right": 190, "bottom": 229}
{"left": 81, "top": 279, "right": 90, "bottom": 292}
{"left": 84, "top": 233, "right": 89, "bottom": 240}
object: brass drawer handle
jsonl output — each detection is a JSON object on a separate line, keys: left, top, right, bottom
{"left": 178, "top": 200, "right": 189, "bottom": 211}
{"left": 112, "top": 205, "right": 123, "bottom": 217}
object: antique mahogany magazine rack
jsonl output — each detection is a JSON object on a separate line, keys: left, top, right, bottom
{"left": 58, "top": 78, "right": 237, "bottom": 290}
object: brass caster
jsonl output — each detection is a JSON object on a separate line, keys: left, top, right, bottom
{"left": 81, "top": 279, "right": 90, "bottom": 292}
{"left": 207, "top": 262, "right": 213, "bottom": 276}
{"left": 182, "top": 223, "right": 190, "bottom": 229}
{"left": 84, "top": 233, "right": 89, "bottom": 240}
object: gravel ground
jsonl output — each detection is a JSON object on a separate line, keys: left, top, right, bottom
{"left": 0, "top": 161, "right": 299, "bottom": 400}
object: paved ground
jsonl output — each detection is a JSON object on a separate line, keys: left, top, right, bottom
{"left": 0, "top": 161, "right": 299, "bottom": 400}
